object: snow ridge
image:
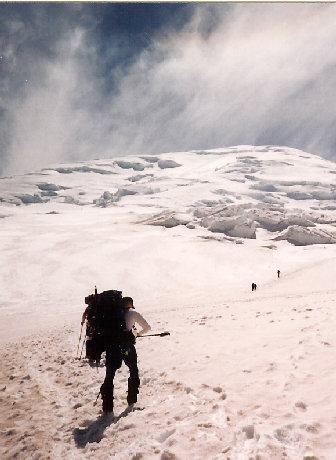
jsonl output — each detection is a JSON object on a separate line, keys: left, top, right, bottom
{"left": 1, "top": 145, "right": 335, "bottom": 246}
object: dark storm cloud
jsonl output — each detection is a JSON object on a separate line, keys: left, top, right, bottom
{"left": 1, "top": 3, "right": 336, "bottom": 175}
{"left": 0, "top": 2, "right": 193, "bottom": 174}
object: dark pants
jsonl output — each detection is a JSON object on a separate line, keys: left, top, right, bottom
{"left": 100, "top": 342, "right": 140, "bottom": 412}
{"left": 86, "top": 338, "right": 93, "bottom": 360}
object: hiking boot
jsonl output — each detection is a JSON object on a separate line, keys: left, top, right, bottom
{"left": 101, "top": 411, "right": 115, "bottom": 423}
{"left": 101, "top": 383, "right": 114, "bottom": 413}
{"left": 127, "top": 377, "right": 140, "bottom": 405}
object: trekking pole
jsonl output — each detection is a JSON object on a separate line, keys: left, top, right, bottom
{"left": 79, "top": 336, "right": 86, "bottom": 359}
{"left": 93, "top": 389, "right": 101, "bottom": 406}
{"left": 76, "top": 323, "right": 84, "bottom": 358}
{"left": 138, "top": 332, "right": 170, "bottom": 338}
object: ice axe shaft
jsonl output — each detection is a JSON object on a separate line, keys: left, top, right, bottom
{"left": 138, "top": 332, "right": 170, "bottom": 338}
{"left": 93, "top": 390, "right": 101, "bottom": 406}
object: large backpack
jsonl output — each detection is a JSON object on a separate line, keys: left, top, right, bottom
{"left": 85, "top": 289, "right": 126, "bottom": 361}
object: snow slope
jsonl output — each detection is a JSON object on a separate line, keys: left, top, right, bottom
{"left": 0, "top": 145, "right": 336, "bottom": 459}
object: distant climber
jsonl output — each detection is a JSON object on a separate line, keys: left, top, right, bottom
{"left": 277, "top": 269, "right": 280, "bottom": 278}
{"left": 251, "top": 282, "right": 257, "bottom": 291}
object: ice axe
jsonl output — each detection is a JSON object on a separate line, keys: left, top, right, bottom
{"left": 138, "top": 332, "right": 170, "bottom": 338}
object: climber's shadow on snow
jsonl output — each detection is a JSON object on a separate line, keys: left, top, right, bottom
{"left": 73, "top": 407, "right": 135, "bottom": 448}
{"left": 73, "top": 415, "right": 115, "bottom": 447}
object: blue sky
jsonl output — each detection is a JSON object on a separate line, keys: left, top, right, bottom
{"left": 1, "top": 2, "right": 336, "bottom": 174}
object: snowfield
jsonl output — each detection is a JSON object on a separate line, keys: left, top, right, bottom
{"left": 0, "top": 145, "right": 336, "bottom": 459}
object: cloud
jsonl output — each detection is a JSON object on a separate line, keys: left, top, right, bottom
{"left": 96, "top": 3, "right": 336, "bottom": 162}
{"left": 2, "top": 3, "right": 336, "bottom": 175}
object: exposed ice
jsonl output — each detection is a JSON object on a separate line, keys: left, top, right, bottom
{"left": 275, "top": 226, "right": 336, "bottom": 245}
{"left": 115, "top": 160, "right": 146, "bottom": 171}
{"left": 53, "top": 166, "right": 114, "bottom": 175}
{"left": 157, "top": 159, "right": 181, "bottom": 169}
{"left": 16, "top": 193, "right": 44, "bottom": 204}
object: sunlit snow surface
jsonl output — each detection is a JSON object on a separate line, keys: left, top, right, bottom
{"left": 0, "top": 146, "right": 336, "bottom": 459}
